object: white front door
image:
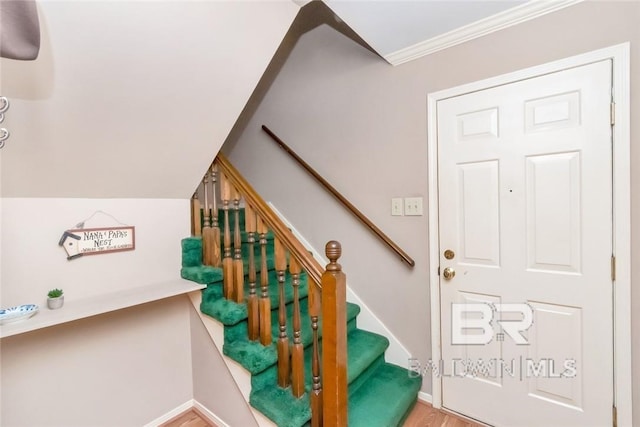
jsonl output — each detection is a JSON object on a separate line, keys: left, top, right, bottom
{"left": 437, "top": 60, "right": 613, "bottom": 426}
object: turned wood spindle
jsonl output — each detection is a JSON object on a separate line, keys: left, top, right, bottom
{"left": 309, "top": 275, "right": 323, "bottom": 427}
{"left": 290, "top": 255, "right": 305, "bottom": 397}
{"left": 202, "top": 172, "right": 211, "bottom": 230}
{"left": 232, "top": 188, "right": 244, "bottom": 303}
{"left": 321, "top": 241, "right": 347, "bottom": 426}
{"left": 191, "top": 191, "right": 201, "bottom": 237}
{"left": 257, "top": 216, "right": 272, "bottom": 346}
{"left": 201, "top": 172, "right": 216, "bottom": 266}
{"left": 221, "top": 172, "right": 234, "bottom": 300}
{"left": 274, "top": 236, "right": 289, "bottom": 388}
{"left": 210, "top": 164, "right": 221, "bottom": 267}
{"left": 245, "top": 204, "right": 259, "bottom": 341}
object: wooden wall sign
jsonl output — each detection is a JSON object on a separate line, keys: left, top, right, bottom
{"left": 58, "top": 226, "right": 135, "bottom": 260}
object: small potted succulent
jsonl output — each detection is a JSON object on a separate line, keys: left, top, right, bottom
{"left": 47, "top": 288, "right": 64, "bottom": 310}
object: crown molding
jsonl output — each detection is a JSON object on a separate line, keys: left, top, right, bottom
{"left": 383, "top": 0, "right": 583, "bottom": 66}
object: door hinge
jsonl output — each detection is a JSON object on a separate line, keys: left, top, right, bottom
{"left": 611, "top": 102, "right": 616, "bottom": 126}
{"left": 613, "top": 404, "right": 617, "bottom": 427}
{"left": 611, "top": 255, "right": 616, "bottom": 281}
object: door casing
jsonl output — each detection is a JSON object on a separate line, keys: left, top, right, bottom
{"left": 426, "top": 43, "right": 632, "bottom": 426}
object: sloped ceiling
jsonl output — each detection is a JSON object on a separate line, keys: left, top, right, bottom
{"left": 0, "top": 0, "right": 582, "bottom": 199}
{"left": 0, "top": 0, "right": 298, "bottom": 198}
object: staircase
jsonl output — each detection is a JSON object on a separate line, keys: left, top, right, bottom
{"left": 181, "top": 154, "right": 421, "bottom": 426}
{"left": 181, "top": 210, "right": 421, "bottom": 426}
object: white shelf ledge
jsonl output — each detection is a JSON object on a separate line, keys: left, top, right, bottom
{"left": 0, "top": 279, "right": 206, "bottom": 338}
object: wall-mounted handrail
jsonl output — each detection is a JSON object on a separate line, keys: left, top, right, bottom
{"left": 262, "top": 125, "right": 415, "bottom": 268}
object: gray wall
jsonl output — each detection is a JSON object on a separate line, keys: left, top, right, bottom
{"left": 190, "top": 306, "right": 259, "bottom": 427}
{"left": 226, "top": 0, "right": 640, "bottom": 421}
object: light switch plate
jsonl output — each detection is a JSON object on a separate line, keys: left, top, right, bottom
{"left": 391, "top": 198, "right": 403, "bottom": 216}
{"left": 404, "top": 197, "right": 423, "bottom": 216}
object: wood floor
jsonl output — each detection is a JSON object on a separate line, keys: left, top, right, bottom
{"left": 160, "top": 400, "right": 484, "bottom": 427}
{"left": 403, "top": 400, "right": 485, "bottom": 427}
{"left": 161, "top": 409, "right": 217, "bottom": 427}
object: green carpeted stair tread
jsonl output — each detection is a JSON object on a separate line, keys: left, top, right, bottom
{"left": 181, "top": 265, "right": 223, "bottom": 284}
{"left": 181, "top": 235, "right": 272, "bottom": 283}
{"left": 224, "top": 302, "right": 361, "bottom": 374}
{"left": 251, "top": 328, "right": 389, "bottom": 392}
{"left": 225, "top": 300, "right": 360, "bottom": 346}
{"left": 182, "top": 237, "right": 204, "bottom": 267}
{"left": 223, "top": 339, "right": 279, "bottom": 375}
{"left": 250, "top": 334, "right": 407, "bottom": 427}
{"left": 199, "top": 283, "right": 248, "bottom": 325}
{"left": 347, "top": 363, "right": 422, "bottom": 427}
{"left": 200, "top": 270, "right": 310, "bottom": 326}
{"left": 249, "top": 386, "right": 311, "bottom": 427}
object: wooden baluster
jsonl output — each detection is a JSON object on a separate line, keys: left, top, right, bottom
{"left": 221, "top": 172, "right": 234, "bottom": 300}
{"left": 233, "top": 188, "right": 244, "bottom": 303}
{"left": 274, "top": 236, "right": 289, "bottom": 388}
{"left": 309, "top": 276, "right": 323, "bottom": 427}
{"left": 245, "top": 204, "right": 259, "bottom": 341}
{"left": 209, "top": 164, "right": 221, "bottom": 267}
{"left": 290, "top": 255, "right": 305, "bottom": 397}
{"left": 201, "top": 172, "right": 214, "bottom": 265}
{"left": 191, "top": 190, "right": 201, "bottom": 237}
{"left": 257, "top": 216, "right": 272, "bottom": 346}
{"left": 322, "top": 241, "right": 347, "bottom": 426}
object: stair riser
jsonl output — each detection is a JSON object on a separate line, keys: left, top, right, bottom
{"left": 345, "top": 354, "right": 385, "bottom": 397}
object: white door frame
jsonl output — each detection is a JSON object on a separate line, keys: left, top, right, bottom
{"left": 427, "top": 43, "right": 631, "bottom": 426}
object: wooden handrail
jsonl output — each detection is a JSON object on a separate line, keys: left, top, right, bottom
{"left": 262, "top": 125, "right": 415, "bottom": 268}
{"left": 215, "top": 153, "right": 325, "bottom": 285}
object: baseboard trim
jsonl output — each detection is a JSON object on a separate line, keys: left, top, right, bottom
{"left": 418, "top": 391, "right": 433, "bottom": 405}
{"left": 143, "top": 400, "right": 195, "bottom": 427}
{"left": 193, "top": 400, "right": 231, "bottom": 427}
{"left": 143, "top": 399, "right": 232, "bottom": 427}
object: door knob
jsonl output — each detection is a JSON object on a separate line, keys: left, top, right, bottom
{"left": 443, "top": 267, "right": 456, "bottom": 280}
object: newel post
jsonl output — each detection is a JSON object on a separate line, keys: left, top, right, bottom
{"left": 322, "top": 240, "right": 348, "bottom": 426}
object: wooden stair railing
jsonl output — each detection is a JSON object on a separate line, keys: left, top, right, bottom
{"left": 192, "top": 153, "right": 348, "bottom": 426}
{"left": 262, "top": 125, "right": 415, "bottom": 268}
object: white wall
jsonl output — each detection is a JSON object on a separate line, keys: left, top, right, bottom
{"left": 0, "top": 0, "right": 299, "bottom": 199}
{"left": 225, "top": 3, "right": 640, "bottom": 422}
{"left": 0, "top": 198, "right": 193, "bottom": 425}
{"left": 1, "top": 198, "right": 188, "bottom": 307}
{"left": 1, "top": 296, "right": 194, "bottom": 427}
{"left": 0, "top": 1, "right": 300, "bottom": 423}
